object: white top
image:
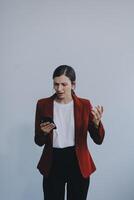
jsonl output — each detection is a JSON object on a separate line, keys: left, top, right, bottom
{"left": 53, "top": 100, "right": 75, "bottom": 148}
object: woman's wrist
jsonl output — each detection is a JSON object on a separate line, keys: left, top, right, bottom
{"left": 94, "top": 121, "right": 100, "bottom": 128}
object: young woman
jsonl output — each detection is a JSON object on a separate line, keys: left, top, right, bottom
{"left": 34, "top": 65, "right": 105, "bottom": 200}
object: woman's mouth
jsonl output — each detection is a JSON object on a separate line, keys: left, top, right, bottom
{"left": 57, "top": 93, "right": 64, "bottom": 95}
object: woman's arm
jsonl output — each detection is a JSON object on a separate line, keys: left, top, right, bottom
{"left": 34, "top": 101, "right": 47, "bottom": 146}
{"left": 88, "top": 101, "right": 105, "bottom": 145}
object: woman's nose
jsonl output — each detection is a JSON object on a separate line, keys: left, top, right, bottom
{"left": 57, "top": 84, "right": 63, "bottom": 91}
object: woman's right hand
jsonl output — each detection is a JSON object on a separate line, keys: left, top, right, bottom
{"left": 40, "top": 122, "right": 56, "bottom": 135}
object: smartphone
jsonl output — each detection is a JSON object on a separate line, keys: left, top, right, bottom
{"left": 40, "top": 116, "right": 57, "bottom": 129}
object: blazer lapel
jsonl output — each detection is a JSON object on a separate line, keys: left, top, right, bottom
{"left": 43, "top": 94, "right": 56, "bottom": 143}
{"left": 72, "top": 94, "right": 83, "bottom": 140}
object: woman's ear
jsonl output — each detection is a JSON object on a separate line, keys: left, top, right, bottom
{"left": 72, "top": 81, "right": 76, "bottom": 90}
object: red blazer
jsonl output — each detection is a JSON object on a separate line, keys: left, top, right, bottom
{"left": 34, "top": 93, "right": 105, "bottom": 178}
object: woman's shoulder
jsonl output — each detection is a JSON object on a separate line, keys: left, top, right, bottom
{"left": 75, "top": 95, "right": 92, "bottom": 106}
{"left": 36, "top": 95, "right": 53, "bottom": 105}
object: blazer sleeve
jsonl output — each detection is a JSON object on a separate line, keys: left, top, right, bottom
{"left": 88, "top": 100, "right": 105, "bottom": 145}
{"left": 34, "top": 100, "right": 48, "bottom": 146}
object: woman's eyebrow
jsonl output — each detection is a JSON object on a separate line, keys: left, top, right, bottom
{"left": 54, "top": 82, "right": 68, "bottom": 84}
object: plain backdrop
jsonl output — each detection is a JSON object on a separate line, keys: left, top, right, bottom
{"left": 1, "top": 0, "right": 134, "bottom": 200}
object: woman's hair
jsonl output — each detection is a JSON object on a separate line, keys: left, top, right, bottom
{"left": 52, "top": 65, "right": 76, "bottom": 83}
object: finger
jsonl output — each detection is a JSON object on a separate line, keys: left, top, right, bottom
{"left": 95, "top": 106, "right": 101, "bottom": 115}
{"left": 96, "top": 105, "right": 103, "bottom": 113}
{"left": 95, "top": 111, "right": 101, "bottom": 120}
{"left": 91, "top": 110, "right": 96, "bottom": 116}
{"left": 92, "top": 109, "right": 101, "bottom": 121}
{"left": 44, "top": 123, "right": 54, "bottom": 129}
{"left": 49, "top": 123, "right": 56, "bottom": 129}
{"left": 101, "top": 106, "right": 104, "bottom": 113}
{"left": 40, "top": 122, "right": 50, "bottom": 127}
{"left": 97, "top": 105, "right": 104, "bottom": 114}
{"left": 43, "top": 122, "right": 51, "bottom": 125}
{"left": 46, "top": 124, "right": 56, "bottom": 132}
{"left": 43, "top": 127, "right": 52, "bottom": 132}
{"left": 96, "top": 105, "right": 104, "bottom": 116}
{"left": 92, "top": 108, "right": 100, "bottom": 116}
{"left": 91, "top": 110, "right": 99, "bottom": 120}
{"left": 44, "top": 123, "right": 56, "bottom": 130}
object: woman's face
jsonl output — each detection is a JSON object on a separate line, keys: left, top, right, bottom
{"left": 53, "top": 75, "right": 75, "bottom": 100}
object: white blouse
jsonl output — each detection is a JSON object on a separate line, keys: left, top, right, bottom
{"left": 53, "top": 100, "right": 75, "bottom": 148}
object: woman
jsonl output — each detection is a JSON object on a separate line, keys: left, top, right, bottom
{"left": 34, "top": 65, "right": 105, "bottom": 200}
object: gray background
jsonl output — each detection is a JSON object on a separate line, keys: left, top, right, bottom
{"left": 1, "top": 0, "right": 134, "bottom": 199}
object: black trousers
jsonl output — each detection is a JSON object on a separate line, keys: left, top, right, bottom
{"left": 43, "top": 146, "right": 90, "bottom": 200}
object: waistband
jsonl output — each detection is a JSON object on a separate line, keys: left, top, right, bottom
{"left": 52, "top": 146, "right": 75, "bottom": 152}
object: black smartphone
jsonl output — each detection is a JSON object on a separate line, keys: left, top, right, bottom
{"left": 40, "top": 116, "right": 57, "bottom": 129}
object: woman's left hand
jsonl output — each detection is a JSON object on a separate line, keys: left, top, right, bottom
{"left": 91, "top": 105, "right": 104, "bottom": 127}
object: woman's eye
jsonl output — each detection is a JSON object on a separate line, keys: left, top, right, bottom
{"left": 62, "top": 83, "right": 67, "bottom": 86}
{"left": 54, "top": 83, "right": 58, "bottom": 86}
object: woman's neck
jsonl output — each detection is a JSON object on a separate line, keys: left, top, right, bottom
{"left": 55, "top": 96, "right": 73, "bottom": 104}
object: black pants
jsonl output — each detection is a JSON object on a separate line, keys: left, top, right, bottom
{"left": 43, "top": 146, "right": 90, "bottom": 200}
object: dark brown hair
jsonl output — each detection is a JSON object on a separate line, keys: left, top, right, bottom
{"left": 52, "top": 65, "right": 76, "bottom": 83}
